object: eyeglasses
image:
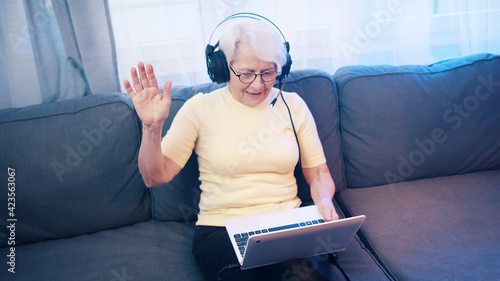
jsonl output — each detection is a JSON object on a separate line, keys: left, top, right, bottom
{"left": 229, "top": 65, "right": 278, "bottom": 84}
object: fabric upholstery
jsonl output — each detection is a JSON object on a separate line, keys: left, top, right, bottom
{"left": 0, "top": 94, "right": 150, "bottom": 246}
{"left": 0, "top": 221, "right": 206, "bottom": 281}
{"left": 335, "top": 53, "right": 500, "bottom": 188}
{"left": 336, "top": 170, "right": 500, "bottom": 281}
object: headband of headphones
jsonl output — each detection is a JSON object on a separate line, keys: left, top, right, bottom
{"left": 205, "top": 13, "right": 292, "bottom": 84}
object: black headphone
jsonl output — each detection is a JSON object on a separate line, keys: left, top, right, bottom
{"left": 205, "top": 13, "right": 292, "bottom": 84}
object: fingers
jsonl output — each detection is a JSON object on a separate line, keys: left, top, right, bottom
{"left": 130, "top": 66, "right": 142, "bottom": 93}
{"left": 162, "top": 80, "right": 172, "bottom": 100}
{"left": 130, "top": 62, "right": 149, "bottom": 92}
{"left": 331, "top": 209, "right": 340, "bottom": 221}
{"left": 126, "top": 62, "right": 168, "bottom": 101}
{"left": 322, "top": 206, "right": 334, "bottom": 221}
{"left": 130, "top": 62, "right": 160, "bottom": 91}
{"left": 147, "top": 64, "right": 158, "bottom": 89}
{"left": 327, "top": 206, "right": 340, "bottom": 221}
{"left": 318, "top": 199, "right": 338, "bottom": 222}
{"left": 138, "top": 62, "right": 149, "bottom": 90}
{"left": 123, "top": 79, "right": 135, "bottom": 100}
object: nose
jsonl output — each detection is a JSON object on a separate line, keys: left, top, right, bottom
{"left": 249, "top": 75, "right": 265, "bottom": 90}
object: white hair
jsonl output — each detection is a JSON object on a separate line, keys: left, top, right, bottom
{"left": 218, "top": 19, "right": 287, "bottom": 73}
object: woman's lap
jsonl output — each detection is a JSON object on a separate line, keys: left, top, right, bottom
{"left": 192, "top": 226, "right": 330, "bottom": 281}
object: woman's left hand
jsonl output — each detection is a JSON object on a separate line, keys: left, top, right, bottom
{"left": 316, "top": 197, "right": 339, "bottom": 222}
{"left": 303, "top": 163, "right": 339, "bottom": 222}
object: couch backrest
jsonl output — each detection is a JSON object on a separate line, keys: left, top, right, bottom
{"left": 0, "top": 94, "right": 150, "bottom": 246}
{"left": 151, "top": 69, "right": 345, "bottom": 222}
{"left": 334, "top": 53, "right": 500, "bottom": 188}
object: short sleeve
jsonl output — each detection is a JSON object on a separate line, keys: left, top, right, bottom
{"left": 293, "top": 93, "right": 327, "bottom": 168}
{"left": 161, "top": 93, "right": 203, "bottom": 168}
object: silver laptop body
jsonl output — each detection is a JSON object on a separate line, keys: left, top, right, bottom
{"left": 225, "top": 205, "right": 366, "bottom": 270}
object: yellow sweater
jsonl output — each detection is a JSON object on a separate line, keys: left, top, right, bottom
{"left": 161, "top": 86, "right": 326, "bottom": 226}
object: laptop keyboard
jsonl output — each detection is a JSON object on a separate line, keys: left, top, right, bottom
{"left": 233, "top": 219, "right": 326, "bottom": 257}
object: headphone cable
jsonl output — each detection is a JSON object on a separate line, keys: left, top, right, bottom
{"left": 216, "top": 263, "right": 241, "bottom": 281}
{"left": 269, "top": 76, "right": 287, "bottom": 108}
{"left": 269, "top": 77, "right": 301, "bottom": 165}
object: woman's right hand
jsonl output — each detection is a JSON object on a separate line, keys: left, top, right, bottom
{"left": 124, "top": 62, "right": 172, "bottom": 128}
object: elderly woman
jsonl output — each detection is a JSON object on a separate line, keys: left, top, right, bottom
{"left": 124, "top": 18, "right": 338, "bottom": 281}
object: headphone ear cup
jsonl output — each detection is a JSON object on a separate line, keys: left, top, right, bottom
{"left": 205, "top": 44, "right": 216, "bottom": 82}
{"left": 281, "top": 52, "right": 292, "bottom": 78}
{"left": 205, "top": 44, "right": 230, "bottom": 84}
{"left": 279, "top": 42, "right": 292, "bottom": 81}
{"left": 217, "top": 50, "right": 230, "bottom": 83}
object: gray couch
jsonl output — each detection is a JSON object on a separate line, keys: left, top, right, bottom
{"left": 1, "top": 53, "right": 498, "bottom": 281}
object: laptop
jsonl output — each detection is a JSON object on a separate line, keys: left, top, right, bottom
{"left": 225, "top": 205, "right": 366, "bottom": 270}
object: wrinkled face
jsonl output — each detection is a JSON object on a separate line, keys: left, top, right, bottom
{"left": 228, "top": 42, "right": 277, "bottom": 107}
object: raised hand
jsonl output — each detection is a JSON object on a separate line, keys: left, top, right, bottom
{"left": 124, "top": 62, "right": 172, "bottom": 128}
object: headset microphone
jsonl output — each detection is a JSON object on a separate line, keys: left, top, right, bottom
{"left": 269, "top": 98, "right": 278, "bottom": 108}
{"left": 269, "top": 77, "right": 287, "bottom": 108}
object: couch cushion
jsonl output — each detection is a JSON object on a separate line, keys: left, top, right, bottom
{"left": 0, "top": 94, "right": 150, "bottom": 246}
{"left": 336, "top": 170, "right": 500, "bottom": 281}
{"left": 0, "top": 220, "right": 206, "bottom": 281}
{"left": 151, "top": 70, "right": 345, "bottom": 222}
{"left": 334, "top": 53, "right": 500, "bottom": 188}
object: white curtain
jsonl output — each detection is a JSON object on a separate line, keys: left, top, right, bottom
{"left": 0, "top": 0, "right": 120, "bottom": 110}
{"left": 0, "top": 0, "right": 83, "bottom": 109}
{"left": 1, "top": 0, "right": 498, "bottom": 109}
{"left": 108, "top": 0, "right": 500, "bottom": 91}
{"left": 52, "top": 0, "right": 120, "bottom": 95}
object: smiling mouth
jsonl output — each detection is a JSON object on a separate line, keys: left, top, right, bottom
{"left": 247, "top": 91, "right": 261, "bottom": 95}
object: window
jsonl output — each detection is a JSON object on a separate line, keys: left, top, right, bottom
{"left": 108, "top": 0, "right": 500, "bottom": 91}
